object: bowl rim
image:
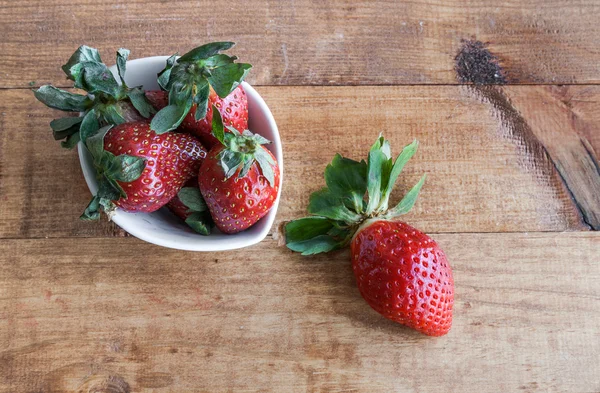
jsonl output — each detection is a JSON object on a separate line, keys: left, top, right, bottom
{"left": 77, "top": 56, "right": 283, "bottom": 251}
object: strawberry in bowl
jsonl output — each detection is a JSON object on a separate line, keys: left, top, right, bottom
{"left": 33, "top": 44, "right": 283, "bottom": 251}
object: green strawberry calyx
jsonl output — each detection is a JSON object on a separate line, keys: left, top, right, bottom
{"left": 150, "top": 42, "right": 252, "bottom": 134}
{"left": 285, "top": 136, "right": 426, "bottom": 255}
{"left": 176, "top": 187, "right": 214, "bottom": 236}
{"left": 210, "top": 106, "right": 277, "bottom": 187}
{"left": 80, "top": 125, "right": 146, "bottom": 221}
{"left": 33, "top": 46, "right": 156, "bottom": 149}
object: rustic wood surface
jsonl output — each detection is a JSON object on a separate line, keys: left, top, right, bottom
{"left": 1, "top": 234, "right": 599, "bottom": 392}
{"left": 3, "top": 85, "right": 599, "bottom": 239}
{"left": 1, "top": 0, "right": 600, "bottom": 392}
{"left": 2, "top": 0, "right": 600, "bottom": 87}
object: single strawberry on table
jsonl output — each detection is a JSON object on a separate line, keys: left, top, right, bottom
{"left": 150, "top": 42, "right": 251, "bottom": 149}
{"left": 80, "top": 121, "right": 206, "bottom": 220}
{"left": 198, "top": 109, "right": 280, "bottom": 234}
{"left": 285, "top": 137, "right": 454, "bottom": 336}
{"left": 34, "top": 46, "right": 156, "bottom": 148}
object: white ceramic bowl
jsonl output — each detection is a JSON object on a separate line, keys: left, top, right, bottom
{"left": 77, "top": 56, "right": 283, "bottom": 251}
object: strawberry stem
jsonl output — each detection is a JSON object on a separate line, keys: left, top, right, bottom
{"left": 285, "top": 136, "right": 426, "bottom": 255}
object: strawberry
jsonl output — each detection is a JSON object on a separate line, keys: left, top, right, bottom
{"left": 198, "top": 110, "right": 280, "bottom": 234}
{"left": 34, "top": 46, "right": 156, "bottom": 149}
{"left": 145, "top": 90, "right": 169, "bottom": 110}
{"left": 150, "top": 42, "right": 251, "bottom": 146}
{"left": 80, "top": 121, "right": 206, "bottom": 219}
{"left": 351, "top": 220, "right": 453, "bottom": 336}
{"left": 166, "top": 178, "right": 214, "bottom": 235}
{"left": 285, "top": 137, "right": 454, "bottom": 336}
{"left": 145, "top": 86, "right": 248, "bottom": 149}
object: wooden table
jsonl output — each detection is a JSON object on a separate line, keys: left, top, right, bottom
{"left": 1, "top": 1, "right": 599, "bottom": 392}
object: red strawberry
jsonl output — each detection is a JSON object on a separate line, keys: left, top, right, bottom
{"left": 145, "top": 90, "right": 169, "bottom": 110}
{"left": 198, "top": 111, "right": 280, "bottom": 234}
{"left": 150, "top": 42, "right": 251, "bottom": 146}
{"left": 286, "top": 137, "right": 454, "bottom": 336}
{"left": 145, "top": 86, "right": 248, "bottom": 149}
{"left": 182, "top": 86, "right": 248, "bottom": 148}
{"left": 351, "top": 220, "right": 453, "bottom": 336}
{"left": 81, "top": 121, "right": 206, "bottom": 219}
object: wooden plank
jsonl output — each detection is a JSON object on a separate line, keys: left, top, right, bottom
{"left": 0, "top": 233, "right": 598, "bottom": 392}
{"left": 2, "top": 0, "right": 600, "bottom": 87}
{"left": 0, "top": 91, "right": 126, "bottom": 238}
{"left": 2, "top": 85, "right": 595, "bottom": 239}
{"left": 502, "top": 86, "right": 600, "bottom": 229}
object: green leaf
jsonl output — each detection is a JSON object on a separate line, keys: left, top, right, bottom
{"left": 204, "top": 54, "right": 237, "bottom": 67}
{"left": 168, "top": 80, "right": 193, "bottom": 106}
{"left": 193, "top": 80, "right": 210, "bottom": 121}
{"left": 79, "top": 109, "right": 100, "bottom": 144}
{"left": 385, "top": 174, "right": 427, "bottom": 218}
{"left": 178, "top": 42, "right": 235, "bottom": 63}
{"left": 211, "top": 105, "right": 225, "bottom": 144}
{"left": 127, "top": 87, "right": 156, "bottom": 119}
{"left": 178, "top": 187, "right": 207, "bottom": 212}
{"left": 166, "top": 64, "right": 192, "bottom": 93}
{"left": 80, "top": 195, "right": 101, "bottom": 220}
{"left": 254, "top": 148, "right": 276, "bottom": 187}
{"left": 106, "top": 176, "right": 127, "bottom": 198}
{"left": 98, "top": 197, "right": 117, "bottom": 214}
{"left": 116, "top": 48, "right": 130, "bottom": 85}
{"left": 101, "top": 104, "right": 126, "bottom": 125}
{"left": 34, "top": 85, "right": 92, "bottom": 112}
{"left": 218, "top": 149, "right": 244, "bottom": 178}
{"left": 98, "top": 149, "right": 117, "bottom": 171}
{"left": 207, "top": 62, "right": 252, "bottom": 98}
{"left": 308, "top": 188, "right": 362, "bottom": 223}
{"left": 97, "top": 176, "right": 123, "bottom": 200}
{"left": 239, "top": 155, "right": 254, "bottom": 178}
{"left": 50, "top": 116, "right": 82, "bottom": 132}
{"left": 365, "top": 136, "right": 391, "bottom": 214}
{"left": 71, "top": 61, "right": 121, "bottom": 97}
{"left": 287, "top": 235, "right": 342, "bottom": 256}
{"left": 158, "top": 54, "right": 178, "bottom": 90}
{"left": 225, "top": 126, "right": 242, "bottom": 137}
{"left": 185, "top": 212, "right": 212, "bottom": 235}
{"left": 285, "top": 217, "right": 335, "bottom": 244}
{"left": 110, "top": 155, "right": 146, "bottom": 182}
{"left": 51, "top": 117, "right": 82, "bottom": 141}
{"left": 252, "top": 133, "right": 271, "bottom": 145}
{"left": 60, "top": 131, "right": 81, "bottom": 149}
{"left": 325, "top": 154, "right": 367, "bottom": 213}
{"left": 85, "top": 124, "right": 112, "bottom": 159}
{"left": 379, "top": 140, "right": 419, "bottom": 212}
{"left": 53, "top": 123, "right": 81, "bottom": 141}
{"left": 62, "top": 45, "right": 102, "bottom": 80}
{"left": 150, "top": 101, "right": 192, "bottom": 134}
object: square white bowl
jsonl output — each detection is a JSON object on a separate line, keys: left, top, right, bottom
{"left": 77, "top": 56, "right": 283, "bottom": 251}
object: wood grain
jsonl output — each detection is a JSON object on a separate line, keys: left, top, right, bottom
{"left": 2, "top": 0, "right": 600, "bottom": 87}
{"left": 2, "top": 86, "right": 595, "bottom": 239}
{"left": 503, "top": 86, "right": 600, "bottom": 229}
{"left": 1, "top": 232, "right": 598, "bottom": 392}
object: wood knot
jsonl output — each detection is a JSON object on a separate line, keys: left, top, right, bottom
{"left": 455, "top": 39, "right": 506, "bottom": 85}
{"left": 77, "top": 374, "right": 130, "bottom": 393}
